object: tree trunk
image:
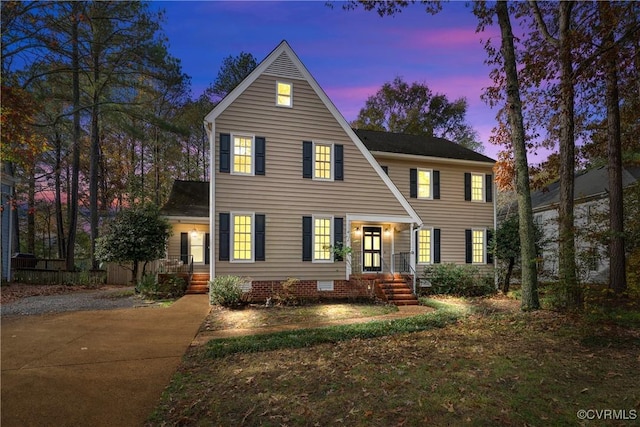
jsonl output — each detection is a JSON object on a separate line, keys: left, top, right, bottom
{"left": 557, "top": 2, "right": 580, "bottom": 308}
{"left": 66, "top": 2, "right": 81, "bottom": 272}
{"left": 496, "top": 1, "right": 540, "bottom": 310}
{"left": 600, "top": 1, "right": 627, "bottom": 294}
{"left": 503, "top": 256, "right": 515, "bottom": 294}
{"left": 27, "top": 168, "right": 36, "bottom": 254}
{"left": 90, "top": 41, "right": 100, "bottom": 270}
{"left": 54, "top": 132, "right": 66, "bottom": 258}
{"left": 132, "top": 260, "right": 139, "bottom": 288}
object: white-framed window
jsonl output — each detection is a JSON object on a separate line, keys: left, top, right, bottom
{"left": 418, "top": 169, "right": 432, "bottom": 199}
{"left": 190, "top": 232, "right": 204, "bottom": 264}
{"left": 471, "top": 173, "right": 484, "bottom": 202}
{"left": 417, "top": 228, "right": 432, "bottom": 264}
{"left": 276, "top": 81, "right": 292, "bottom": 107}
{"left": 232, "top": 134, "right": 254, "bottom": 175}
{"left": 314, "top": 142, "right": 333, "bottom": 180}
{"left": 232, "top": 213, "right": 254, "bottom": 262}
{"left": 313, "top": 216, "right": 333, "bottom": 261}
{"left": 472, "top": 229, "right": 485, "bottom": 264}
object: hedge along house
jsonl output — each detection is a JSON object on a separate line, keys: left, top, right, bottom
{"left": 163, "top": 40, "right": 496, "bottom": 303}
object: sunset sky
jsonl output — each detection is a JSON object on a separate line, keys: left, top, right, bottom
{"left": 153, "top": 1, "right": 508, "bottom": 160}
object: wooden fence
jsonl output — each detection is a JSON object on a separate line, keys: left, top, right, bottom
{"left": 106, "top": 258, "right": 193, "bottom": 285}
{"left": 9, "top": 257, "right": 191, "bottom": 286}
{"left": 12, "top": 269, "right": 106, "bottom": 285}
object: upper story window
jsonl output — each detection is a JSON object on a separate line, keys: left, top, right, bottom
{"left": 303, "top": 141, "right": 343, "bottom": 181}
{"left": 410, "top": 168, "right": 439, "bottom": 199}
{"left": 418, "top": 169, "right": 432, "bottom": 199}
{"left": 276, "top": 81, "right": 292, "bottom": 107}
{"left": 314, "top": 143, "right": 333, "bottom": 180}
{"left": 471, "top": 173, "right": 484, "bottom": 201}
{"left": 233, "top": 135, "right": 253, "bottom": 175}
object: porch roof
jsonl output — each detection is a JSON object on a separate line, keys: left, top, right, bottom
{"left": 160, "top": 180, "right": 209, "bottom": 217}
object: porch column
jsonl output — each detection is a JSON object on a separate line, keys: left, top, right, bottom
{"left": 410, "top": 224, "right": 418, "bottom": 293}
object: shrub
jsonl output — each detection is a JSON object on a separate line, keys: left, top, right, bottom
{"left": 272, "top": 277, "right": 301, "bottom": 306}
{"left": 157, "top": 274, "right": 187, "bottom": 299}
{"left": 421, "top": 263, "right": 496, "bottom": 297}
{"left": 210, "top": 275, "right": 246, "bottom": 307}
{"left": 137, "top": 273, "right": 158, "bottom": 297}
{"left": 137, "top": 273, "right": 187, "bottom": 299}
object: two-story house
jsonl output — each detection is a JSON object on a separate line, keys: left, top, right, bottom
{"left": 531, "top": 165, "right": 640, "bottom": 283}
{"left": 160, "top": 40, "right": 495, "bottom": 303}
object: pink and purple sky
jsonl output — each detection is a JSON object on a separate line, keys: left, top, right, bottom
{"left": 154, "top": 1, "right": 511, "bottom": 161}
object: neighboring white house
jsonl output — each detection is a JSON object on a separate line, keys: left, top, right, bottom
{"left": 531, "top": 165, "right": 640, "bottom": 283}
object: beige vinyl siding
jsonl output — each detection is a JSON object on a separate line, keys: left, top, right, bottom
{"left": 381, "top": 157, "right": 494, "bottom": 267}
{"left": 215, "top": 74, "right": 412, "bottom": 280}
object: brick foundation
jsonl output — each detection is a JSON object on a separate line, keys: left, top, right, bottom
{"left": 245, "top": 278, "right": 378, "bottom": 303}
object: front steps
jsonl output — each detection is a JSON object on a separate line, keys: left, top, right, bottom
{"left": 187, "top": 273, "right": 210, "bottom": 294}
{"left": 376, "top": 276, "right": 419, "bottom": 306}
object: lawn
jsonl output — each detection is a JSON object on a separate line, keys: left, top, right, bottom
{"left": 148, "top": 297, "right": 639, "bottom": 426}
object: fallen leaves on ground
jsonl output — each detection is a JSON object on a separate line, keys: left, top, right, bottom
{"left": 0, "top": 283, "right": 123, "bottom": 304}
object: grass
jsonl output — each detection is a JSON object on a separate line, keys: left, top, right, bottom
{"left": 202, "top": 303, "right": 398, "bottom": 331}
{"left": 203, "top": 300, "right": 464, "bottom": 358}
{"left": 148, "top": 297, "right": 640, "bottom": 426}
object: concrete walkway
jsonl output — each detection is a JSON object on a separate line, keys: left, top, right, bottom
{"left": 1, "top": 294, "right": 210, "bottom": 427}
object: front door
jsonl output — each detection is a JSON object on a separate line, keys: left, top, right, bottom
{"left": 363, "top": 227, "right": 382, "bottom": 272}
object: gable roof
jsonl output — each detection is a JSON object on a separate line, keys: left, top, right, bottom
{"left": 531, "top": 165, "right": 640, "bottom": 211}
{"left": 354, "top": 129, "right": 495, "bottom": 164}
{"left": 204, "top": 40, "right": 422, "bottom": 225}
{"left": 160, "top": 180, "right": 209, "bottom": 217}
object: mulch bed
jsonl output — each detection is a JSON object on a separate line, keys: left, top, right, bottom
{"left": 0, "top": 283, "right": 128, "bottom": 304}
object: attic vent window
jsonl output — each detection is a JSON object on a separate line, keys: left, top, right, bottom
{"left": 276, "top": 81, "right": 292, "bottom": 107}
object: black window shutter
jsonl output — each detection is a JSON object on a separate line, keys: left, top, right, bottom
{"left": 434, "top": 228, "right": 441, "bottom": 264}
{"left": 415, "top": 229, "right": 419, "bottom": 263}
{"left": 334, "top": 217, "right": 344, "bottom": 261}
{"left": 335, "top": 144, "right": 344, "bottom": 180}
{"left": 465, "top": 229, "right": 472, "bottom": 263}
{"left": 255, "top": 137, "right": 266, "bottom": 176}
{"left": 205, "top": 233, "right": 210, "bottom": 265}
{"left": 433, "top": 170, "right": 440, "bottom": 199}
{"left": 302, "top": 216, "right": 312, "bottom": 261}
{"left": 219, "top": 213, "right": 230, "bottom": 261}
{"left": 485, "top": 174, "right": 493, "bottom": 203}
{"left": 255, "top": 214, "right": 265, "bottom": 261}
{"left": 410, "top": 168, "right": 418, "bottom": 198}
{"left": 486, "top": 229, "right": 494, "bottom": 264}
{"left": 464, "top": 173, "right": 471, "bottom": 201}
{"left": 180, "top": 233, "right": 189, "bottom": 264}
{"left": 381, "top": 165, "right": 388, "bottom": 175}
{"left": 220, "top": 133, "right": 230, "bottom": 173}
{"left": 302, "top": 141, "right": 312, "bottom": 178}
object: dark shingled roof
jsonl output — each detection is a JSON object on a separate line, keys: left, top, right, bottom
{"left": 160, "top": 180, "right": 209, "bottom": 217}
{"left": 531, "top": 165, "right": 640, "bottom": 210}
{"left": 353, "top": 128, "right": 495, "bottom": 164}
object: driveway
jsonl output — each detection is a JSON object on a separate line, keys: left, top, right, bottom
{"left": 1, "top": 294, "right": 210, "bottom": 427}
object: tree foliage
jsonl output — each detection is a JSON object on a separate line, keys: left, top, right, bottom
{"left": 352, "top": 77, "right": 483, "bottom": 152}
{"left": 95, "top": 204, "right": 171, "bottom": 283}
{"left": 492, "top": 213, "right": 544, "bottom": 294}
{"left": 204, "top": 52, "right": 258, "bottom": 102}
